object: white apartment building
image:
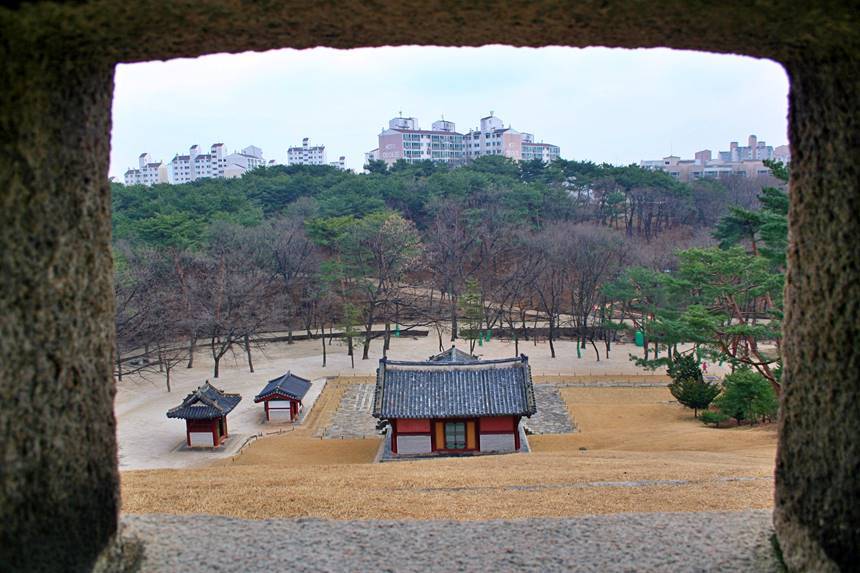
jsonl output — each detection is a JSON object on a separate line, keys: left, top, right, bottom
{"left": 717, "top": 135, "right": 790, "bottom": 163}
{"left": 365, "top": 148, "right": 380, "bottom": 164}
{"left": 167, "top": 143, "right": 265, "bottom": 184}
{"left": 329, "top": 156, "right": 347, "bottom": 169}
{"left": 123, "top": 153, "right": 168, "bottom": 186}
{"left": 640, "top": 134, "right": 790, "bottom": 183}
{"left": 463, "top": 113, "right": 561, "bottom": 163}
{"left": 287, "top": 138, "right": 327, "bottom": 165}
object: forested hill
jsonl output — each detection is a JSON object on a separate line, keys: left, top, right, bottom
{"left": 112, "top": 155, "right": 786, "bottom": 389}
{"left": 112, "top": 156, "right": 772, "bottom": 250}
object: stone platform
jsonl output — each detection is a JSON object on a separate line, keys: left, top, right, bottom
{"left": 124, "top": 510, "right": 781, "bottom": 572}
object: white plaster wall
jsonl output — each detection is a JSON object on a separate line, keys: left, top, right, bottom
{"left": 480, "top": 433, "right": 515, "bottom": 453}
{"left": 189, "top": 432, "right": 215, "bottom": 447}
{"left": 268, "top": 400, "right": 292, "bottom": 409}
{"left": 397, "top": 435, "right": 432, "bottom": 454}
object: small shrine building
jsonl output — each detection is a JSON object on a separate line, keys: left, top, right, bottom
{"left": 166, "top": 381, "right": 241, "bottom": 447}
{"left": 254, "top": 371, "right": 312, "bottom": 422}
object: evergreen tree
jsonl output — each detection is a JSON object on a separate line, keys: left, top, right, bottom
{"left": 667, "top": 352, "right": 720, "bottom": 418}
{"left": 714, "top": 367, "right": 779, "bottom": 424}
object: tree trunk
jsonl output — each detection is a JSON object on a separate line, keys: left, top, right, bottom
{"left": 450, "top": 294, "right": 458, "bottom": 340}
{"left": 166, "top": 367, "right": 172, "bottom": 393}
{"left": 362, "top": 324, "right": 372, "bottom": 360}
{"left": 383, "top": 321, "right": 391, "bottom": 358}
{"left": 186, "top": 332, "right": 197, "bottom": 368}
{"left": 213, "top": 355, "right": 221, "bottom": 378}
{"left": 590, "top": 338, "right": 600, "bottom": 361}
{"left": 244, "top": 334, "right": 254, "bottom": 373}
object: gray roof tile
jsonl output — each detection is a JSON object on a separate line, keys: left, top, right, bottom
{"left": 254, "top": 371, "right": 312, "bottom": 402}
{"left": 166, "top": 381, "right": 241, "bottom": 420}
{"left": 373, "top": 355, "right": 536, "bottom": 419}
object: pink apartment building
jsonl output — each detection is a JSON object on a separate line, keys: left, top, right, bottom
{"left": 369, "top": 112, "right": 561, "bottom": 167}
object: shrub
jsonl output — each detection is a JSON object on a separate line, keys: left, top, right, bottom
{"left": 700, "top": 410, "right": 729, "bottom": 426}
{"left": 714, "top": 368, "right": 779, "bottom": 424}
{"left": 667, "top": 352, "right": 720, "bottom": 418}
{"left": 669, "top": 377, "right": 722, "bottom": 418}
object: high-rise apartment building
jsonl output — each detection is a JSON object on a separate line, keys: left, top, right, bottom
{"left": 166, "top": 143, "right": 265, "bottom": 184}
{"left": 369, "top": 112, "right": 560, "bottom": 167}
{"left": 375, "top": 116, "right": 465, "bottom": 166}
{"left": 640, "top": 134, "right": 790, "bottom": 182}
{"left": 287, "top": 138, "right": 327, "bottom": 165}
{"left": 463, "top": 113, "right": 560, "bottom": 162}
{"left": 717, "top": 134, "right": 791, "bottom": 162}
{"left": 123, "top": 153, "right": 168, "bottom": 186}
{"left": 365, "top": 148, "right": 380, "bottom": 164}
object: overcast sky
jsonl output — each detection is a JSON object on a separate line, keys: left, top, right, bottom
{"left": 110, "top": 46, "right": 789, "bottom": 177}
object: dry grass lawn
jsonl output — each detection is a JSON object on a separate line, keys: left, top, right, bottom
{"left": 121, "top": 386, "right": 777, "bottom": 520}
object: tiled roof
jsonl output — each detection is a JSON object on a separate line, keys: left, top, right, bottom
{"left": 254, "top": 372, "right": 312, "bottom": 402}
{"left": 373, "top": 355, "right": 536, "bottom": 419}
{"left": 428, "top": 346, "right": 479, "bottom": 363}
{"left": 166, "top": 381, "right": 241, "bottom": 420}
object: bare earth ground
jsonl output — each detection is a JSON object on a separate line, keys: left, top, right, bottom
{"left": 121, "top": 350, "right": 777, "bottom": 519}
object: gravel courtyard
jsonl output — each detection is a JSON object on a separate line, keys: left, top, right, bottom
{"left": 525, "top": 384, "right": 577, "bottom": 434}
{"left": 319, "top": 383, "right": 378, "bottom": 438}
{"left": 124, "top": 510, "right": 781, "bottom": 572}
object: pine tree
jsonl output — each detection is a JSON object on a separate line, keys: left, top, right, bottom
{"left": 667, "top": 352, "right": 720, "bottom": 418}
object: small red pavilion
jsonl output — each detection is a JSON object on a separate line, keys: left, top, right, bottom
{"left": 254, "top": 371, "right": 312, "bottom": 422}
{"left": 166, "top": 381, "right": 241, "bottom": 447}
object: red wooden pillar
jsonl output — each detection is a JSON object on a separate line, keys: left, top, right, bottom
{"left": 291, "top": 400, "right": 297, "bottom": 421}
{"left": 185, "top": 421, "right": 191, "bottom": 447}
{"left": 264, "top": 400, "right": 270, "bottom": 421}
{"left": 222, "top": 415, "right": 228, "bottom": 438}
{"left": 211, "top": 419, "right": 220, "bottom": 447}
{"left": 513, "top": 416, "right": 521, "bottom": 451}
{"left": 391, "top": 419, "right": 398, "bottom": 454}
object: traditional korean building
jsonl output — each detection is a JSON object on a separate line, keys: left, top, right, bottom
{"left": 372, "top": 353, "right": 537, "bottom": 456}
{"left": 166, "top": 381, "right": 241, "bottom": 447}
{"left": 254, "top": 371, "right": 312, "bottom": 422}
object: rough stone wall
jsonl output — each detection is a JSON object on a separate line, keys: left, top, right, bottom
{"left": 775, "top": 54, "right": 860, "bottom": 572}
{"left": 0, "top": 18, "right": 119, "bottom": 573}
{"left": 0, "top": 1, "right": 858, "bottom": 571}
